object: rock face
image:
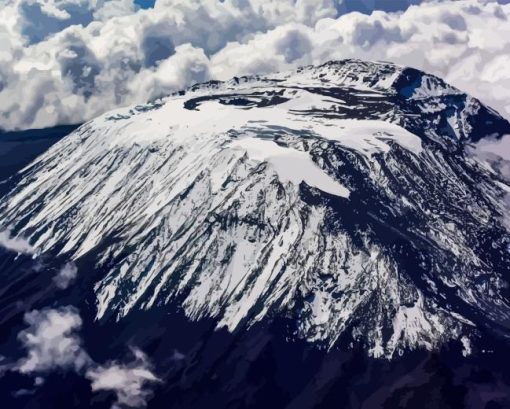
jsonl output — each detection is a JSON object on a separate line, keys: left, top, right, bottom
{"left": 1, "top": 59, "right": 510, "bottom": 359}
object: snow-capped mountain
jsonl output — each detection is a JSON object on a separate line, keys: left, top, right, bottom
{"left": 1, "top": 59, "right": 510, "bottom": 361}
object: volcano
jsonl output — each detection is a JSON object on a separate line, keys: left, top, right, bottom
{"left": 1, "top": 60, "right": 510, "bottom": 408}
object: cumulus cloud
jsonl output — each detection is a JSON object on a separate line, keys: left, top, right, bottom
{"left": 0, "top": 229, "right": 36, "bottom": 255}
{"left": 53, "top": 262, "right": 78, "bottom": 289}
{"left": 8, "top": 306, "right": 159, "bottom": 407}
{"left": 86, "top": 348, "right": 160, "bottom": 409}
{"left": 5, "top": 0, "right": 136, "bottom": 45}
{"left": 0, "top": 0, "right": 509, "bottom": 131}
{"left": 15, "top": 306, "right": 91, "bottom": 374}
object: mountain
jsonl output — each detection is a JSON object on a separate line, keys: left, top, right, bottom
{"left": 0, "top": 59, "right": 510, "bottom": 408}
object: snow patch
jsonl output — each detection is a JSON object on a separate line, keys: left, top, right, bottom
{"left": 231, "top": 137, "right": 350, "bottom": 198}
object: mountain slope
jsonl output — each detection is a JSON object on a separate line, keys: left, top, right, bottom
{"left": 1, "top": 59, "right": 510, "bottom": 359}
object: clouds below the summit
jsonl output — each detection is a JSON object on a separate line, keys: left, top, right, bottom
{"left": 1, "top": 0, "right": 510, "bottom": 131}
{"left": 86, "top": 348, "right": 160, "bottom": 409}
{"left": 12, "top": 306, "right": 159, "bottom": 408}
{"left": 15, "top": 307, "right": 90, "bottom": 374}
{"left": 0, "top": 229, "right": 35, "bottom": 254}
{"left": 53, "top": 262, "right": 78, "bottom": 289}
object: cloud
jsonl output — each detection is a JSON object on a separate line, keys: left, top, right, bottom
{"left": 0, "top": 229, "right": 36, "bottom": 255}
{"left": 0, "top": 0, "right": 509, "bottom": 131}
{"left": 10, "top": 306, "right": 159, "bottom": 407}
{"left": 15, "top": 306, "right": 91, "bottom": 374}
{"left": 474, "top": 134, "right": 510, "bottom": 163}
{"left": 6, "top": 0, "right": 136, "bottom": 45}
{"left": 53, "top": 262, "right": 78, "bottom": 289}
{"left": 471, "top": 134, "right": 510, "bottom": 228}
{"left": 86, "top": 348, "right": 160, "bottom": 409}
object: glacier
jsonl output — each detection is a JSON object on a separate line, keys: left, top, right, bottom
{"left": 1, "top": 59, "right": 510, "bottom": 359}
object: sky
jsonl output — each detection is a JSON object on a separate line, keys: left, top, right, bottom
{"left": 134, "top": 0, "right": 156, "bottom": 8}
{"left": 0, "top": 0, "right": 509, "bottom": 131}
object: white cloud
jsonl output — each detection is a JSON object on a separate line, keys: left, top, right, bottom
{"left": 10, "top": 306, "right": 160, "bottom": 407}
{"left": 471, "top": 134, "right": 510, "bottom": 228}
{"left": 475, "top": 134, "right": 510, "bottom": 163}
{"left": 3, "top": 0, "right": 136, "bottom": 45}
{"left": 15, "top": 306, "right": 91, "bottom": 373}
{"left": 0, "top": 0, "right": 509, "bottom": 131}
{"left": 53, "top": 262, "right": 78, "bottom": 289}
{"left": 0, "top": 229, "right": 36, "bottom": 255}
{"left": 86, "top": 348, "right": 160, "bottom": 409}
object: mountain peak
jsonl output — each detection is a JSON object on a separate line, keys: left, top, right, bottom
{"left": 1, "top": 60, "right": 510, "bottom": 358}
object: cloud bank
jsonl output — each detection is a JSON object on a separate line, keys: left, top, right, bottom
{"left": 0, "top": 0, "right": 509, "bottom": 131}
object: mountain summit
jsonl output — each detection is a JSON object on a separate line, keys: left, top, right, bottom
{"left": 1, "top": 59, "right": 510, "bottom": 359}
